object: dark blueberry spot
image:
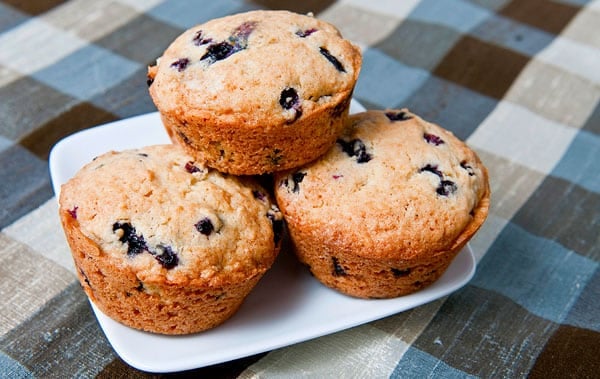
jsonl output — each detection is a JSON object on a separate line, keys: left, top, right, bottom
{"left": 170, "top": 58, "right": 190, "bottom": 72}
{"left": 437, "top": 180, "right": 457, "bottom": 196}
{"left": 210, "top": 292, "right": 225, "bottom": 300}
{"left": 333, "top": 174, "right": 343, "bottom": 179}
{"left": 135, "top": 281, "right": 144, "bottom": 292}
{"left": 296, "top": 28, "right": 317, "bottom": 38}
{"left": 291, "top": 172, "right": 306, "bottom": 193}
{"left": 337, "top": 138, "right": 372, "bottom": 163}
{"left": 253, "top": 190, "right": 266, "bottom": 201}
{"left": 201, "top": 21, "right": 256, "bottom": 64}
{"left": 385, "top": 111, "right": 412, "bottom": 122}
{"left": 137, "top": 153, "right": 148, "bottom": 157}
{"left": 67, "top": 206, "right": 78, "bottom": 219}
{"left": 319, "top": 47, "right": 345, "bottom": 72}
{"left": 192, "top": 30, "right": 212, "bottom": 46}
{"left": 419, "top": 165, "right": 457, "bottom": 196}
{"left": 424, "top": 133, "right": 444, "bottom": 146}
{"left": 269, "top": 148, "right": 284, "bottom": 165}
{"left": 279, "top": 87, "right": 302, "bottom": 123}
{"left": 146, "top": 77, "right": 154, "bottom": 87}
{"left": 79, "top": 267, "right": 91, "bottom": 288}
{"left": 113, "top": 222, "right": 148, "bottom": 256}
{"left": 391, "top": 268, "right": 411, "bottom": 277}
{"left": 201, "top": 41, "right": 235, "bottom": 62}
{"left": 185, "top": 161, "right": 202, "bottom": 173}
{"left": 195, "top": 217, "right": 214, "bottom": 236}
{"left": 332, "top": 257, "right": 347, "bottom": 276}
{"left": 267, "top": 210, "right": 284, "bottom": 245}
{"left": 177, "top": 131, "right": 196, "bottom": 149}
{"left": 420, "top": 164, "right": 443, "bottom": 178}
{"left": 230, "top": 21, "right": 257, "bottom": 49}
{"left": 280, "top": 87, "right": 299, "bottom": 110}
{"left": 461, "top": 161, "right": 475, "bottom": 176}
{"left": 112, "top": 222, "right": 179, "bottom": 269}
{"left": 154, "top": 245, "right": 179, "bottom": 269}
{"left": 414, "top": 281, "right": 422, "bottom": 287}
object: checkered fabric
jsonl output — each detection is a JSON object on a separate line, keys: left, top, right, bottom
{"left": 1, "top": 0, "right": 598, "bottom": 377}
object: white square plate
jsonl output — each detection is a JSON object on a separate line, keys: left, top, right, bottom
{"left": 49, "top": 100, "right": 476, "bottom": 373}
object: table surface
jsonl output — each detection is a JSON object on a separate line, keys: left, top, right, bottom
{"left": 1, "top": 0, "right": 598, "bottom": 378}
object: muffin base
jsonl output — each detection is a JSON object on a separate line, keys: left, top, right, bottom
{"left": 160, "top": 94, "right": 353, "bottom": 175}
{"left": 61, "top": 211, "right": 268, "bottom": 335}
{"left": 288, "top": 182, "right": 490, "bottom": 299}
{"left": 294, "top": 246, "right": 459, "bottom": 299}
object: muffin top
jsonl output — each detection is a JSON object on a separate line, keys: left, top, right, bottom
{"left": 148, "top": 10, "right": 361, "bottom": 127}
{"left": 59, "top": 145, "right": 282, "bottom": 286}
{"left": 274, "top": 110, "right": 490, "bottom": 260}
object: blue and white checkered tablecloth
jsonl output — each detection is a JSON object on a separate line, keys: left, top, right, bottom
{"left": 1, "top": 0, "right": 598, "bottom": 377}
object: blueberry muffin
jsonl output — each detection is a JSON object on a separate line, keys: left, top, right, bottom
{"left": 147, "top": 10, "right": 362, "bottom": 175}
{"left": 58, "top": 145, "right": 283, "bottom": 334}
{"left": 274, "top": 110, "right": 490, "bottom": 299}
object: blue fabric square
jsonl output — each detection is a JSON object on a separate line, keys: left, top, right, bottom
{"left": 565, "top": 268, "right": 600, "bottom": 332}
{"left": 32, "top": 45, "right": 141, "bottom": 101}
{"left": 354, "top": 48, "right": 430, "bottom": 109}
{"left": 409, "top": 0, "right": 492, "bottom": 33}
{"left": 392, "top": 348, "right": 477, "bottom": 378}
{"left": 0, "top": 3, "right": 28, "bottom": 33}
{"left": 472, "top": 14, "right": 555, "bottom": 57}
{"left": 0, "top": 136, "right": 11, "bottom": 152}
{"left": 552, "top": 130, "right": 600, "bottom": 193}
{"left": 375, "top": 19, "right": 462, "bottom": 72}
{"left": 472, "top": 222, "right": 598, "bottom": 323}
{"left": 0, "top": 144, "right": 53, "bottom": 228}
{"left": 148, "top": 0, "right": 250, "bottom": 29}
{"left": 405, "top": 76, "right": 497, "bottom": 140}
{"left": 0, "top": 351, "right": 33, "bottom": 379}
{"left": 91, "top": 67, "right": 157, "bottom": 118}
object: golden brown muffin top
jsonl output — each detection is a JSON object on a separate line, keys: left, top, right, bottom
{"left": 60, "top": 145, "right": 282, "bottom": 286}
{"left": 275, "top": 110, "right": 490, "bottom": 260}
{"left": 148, "top": 10, "right": 361, "bottom": 127}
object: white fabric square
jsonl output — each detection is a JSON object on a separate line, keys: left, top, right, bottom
{"left": 0, "top": 19, "right": 86, "bottom": 75}
{"left": 319, "top": 3, "right": 401, "bottom": 46}
{"left": 537, "top": 34, "right": 600, "bottom": 85}
{"left": 0, "top": 65, "right": 20, "bottom": 87}
{"left": 339, "top": 0, "right": 421, "bottom": 19}
{"left": 3, "top": 198, "right": 75, "bottom": 274}
{"left": 115, "top": 0, "right": 165, "bottom": 12}
{"left": 504, "top": 59, "right": 600, "bottom": 128}
{"left": 468, "top": 101, "right": 577, "bottom": 174}
{"left": 43, "top": 0, "right": 139, "bottom": 41}
{"left": 562, "top": 5, "right": 600, "bottom": 48}
{"left": 245, "top": 324, "right": 408, "bottom": 378}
